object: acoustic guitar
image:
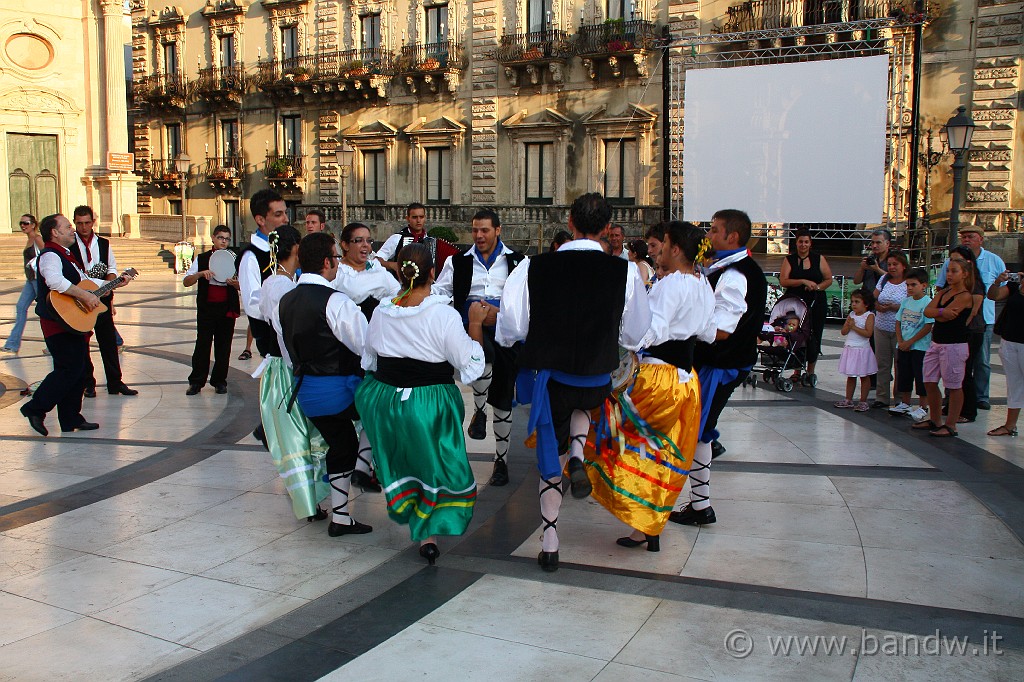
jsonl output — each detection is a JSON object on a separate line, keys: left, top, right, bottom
{"left": 49, "top": 268, "right": 139, "bottom": 333}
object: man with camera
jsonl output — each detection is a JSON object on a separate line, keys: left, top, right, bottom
{"left": 853, "top": 228, "right": 892, "bottom": 292}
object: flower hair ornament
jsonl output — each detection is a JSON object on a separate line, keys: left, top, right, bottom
{"left": 265, "top": 231, "right": 280, "bottom": 274}
{"left": 695, "top": 237, "right": 713, "bottom": 265}
{"left": 391, "top": 259, "right": 421, "bottom": 304}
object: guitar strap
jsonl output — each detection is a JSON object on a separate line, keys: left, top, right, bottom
{"left": 44, "top": 241, "right": 85, "bottom": 272}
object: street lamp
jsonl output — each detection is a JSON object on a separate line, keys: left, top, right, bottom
{"left": 334, "top": 140, "right": 354, "bottom": 228}
{"left": 943, "top": 105, "right": 975, "bottom": 249}
{"left": 175, "top": 151, "right": 191, "bottom": 243}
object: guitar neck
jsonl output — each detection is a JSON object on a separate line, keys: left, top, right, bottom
{"left": 93, "top": 275, "right": 124, "bottom": 298}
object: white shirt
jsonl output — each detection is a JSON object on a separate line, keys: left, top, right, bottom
{"left": 362, "top": 295, "right": 485, "bottom": 385}
{"left": 704, "top": 250, "right": 751, "bottom": 335}
{"left": 37, "top": 247, "right": 83, "bottom": 294}
{"left": 239, "top": 232, "right": 271, "bottom": 320}
{"left": 75, "top": 233, "right": 117, "bottom": 285}
{"left": 260, "top": 273, "right": 297, "bottom": 367}
{"left": 293, "top": 273, "right": 367, "bottom": 357}
{"left": 376, "top": 231, "right": 422, "bottom": 262}
{"left": 432, "top": 243, "right": 516, "bottom": 300}
{"left": 495, "top": 238, "right": 652, "bottom": 351}
{"left": 642, "top": 272, "right": 718, "bottom": 348}
{"left": 332, "top": 260, "right": 400, "bottom": 304}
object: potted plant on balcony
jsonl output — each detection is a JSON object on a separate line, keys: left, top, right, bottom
{"left": 346, "top": 59, "right": 367, "bottom": 77}
{"left": 522, "top": 46, "right": 544, "bottom": 60}
{"left": 285, "top": 66, "right": 310, "bottom": 82}
{"left": 266, "top": 157, "right": 293, "bottom": 178}
{"left": 417, "top": 57, "right": 440, "bottom": 71}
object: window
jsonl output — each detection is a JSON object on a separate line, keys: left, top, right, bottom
{"left": 169, "top": 199, "right": 182, "bottom": 215}
{"left": 527, "top": 0, "right": 551, "bottom": 33}
{"left": 524, "top": 142, "right": 553, "bottom": 205}
{"left": 165, "top": 123, "right": 182, "bottom": 159}
{"left": 281, "top": 115, "right": 301, "bottom": 157}
{"left": 425, "top": 147, "right": 451, "bottom": 204}
{"left": 425, "top": 5, "right": 448, "bottom": 44}
{"left": 162, "top": 42, "right": 177, "bottom": 73}
{"left": 281, "top": 26, "right": 299, "bottom": 60}
{"left": 221, "top": 119, "right": 239, "bottom": 159}
{"left": 224, "top": 199, "right": 240, "bottom": 244}
{"left": 219, "top": 33, "right": 235, "bottom": 67}
{"left": 361, "top": 14, "right": 381, "bottom": 50}
{"left": 363, "top": 149, "right": 386, "bottom": 204}
{"left": 607, "top": 0, "right": 636, "bottom": 21}
{"left": 604, "top": 138, "right": 637, "bottom": 205}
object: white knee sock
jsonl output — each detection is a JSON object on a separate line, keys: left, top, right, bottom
{"left": 539, "top": 472, "right": 564, "bottom": 552}
{"left": 493, "top": 407, "right": 512, "bottom": 464}
{"left": 355, "top": 430, "right": 373, "bottom": 476}
{"left": 688, "top": 441, "right": 713, "bottom": 510}
{"left": 471, "top": 364, "right": 492, "bottom": 414}
{"left": 568, "top": 409, "right": 590, "bottom": 462}
{"left": 329, "top": 470, "right": 354, "bottom": 525}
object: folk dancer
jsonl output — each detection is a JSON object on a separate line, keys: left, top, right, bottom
{"left": 497, "top": 193, "right": 651, "bottom": 572}
{"left": 355, "top": 244, "right": 487, "bottom": 564}
{"left": 20, "top": 214, "right": 114, "bottom": 435}
{"left": 432, "top": 209, "right": 526, "bottom": 486}
{"left": 238, "top": 189, "right": 292, "bottom": 447}
{"left": 71, "top": 205, "right": 137, "bottom": 396}
{"left": 258, "top": 227, "right": 331, "bottom": 522}
{"left": 183, "top": 225, "right": 240, "bottom": 395}
{"left": 281, "top": 232, "right": 373, "bottom": 537}
{"left": 669, "top": 209, "right": 767, "bottom": 526}
{"left": 587, "top": 222, "right": 716, "bottom": 552}
{"left": 332, "top": 222, "right": 401, "bottom": 493}
{"left": 376, "top": 202, "right": 459, "bottom": 276}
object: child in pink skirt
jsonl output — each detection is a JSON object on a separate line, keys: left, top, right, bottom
{"left": 835, "top": 289, "right": 877, "bottom": 412}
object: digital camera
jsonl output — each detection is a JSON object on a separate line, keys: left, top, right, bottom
{"left": 1007, "top": 272, "right": 1021, "bottom": 283}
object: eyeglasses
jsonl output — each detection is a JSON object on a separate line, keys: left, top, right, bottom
{"left": 19, "top": 221, "right": 32, "bottom": 226}
{"left": 345, "top": 237, "right": 372, "bottom": 244}
{"left": 331, "top": 254, "right": 343, "bottom": 260}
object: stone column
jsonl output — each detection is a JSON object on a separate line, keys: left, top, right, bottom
{"left": 100, "top": 0, "right": 129, "bottom": 155}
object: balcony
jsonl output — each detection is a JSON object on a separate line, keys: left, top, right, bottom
{"left": 258, "top": 49, "right": 394, "bottom": 101}
{"left": 195, "top": 65, "right": 246, "bottom": 107}
{"left": 132, "top": 72, "right": 189, "bottom": 111}
{"left": 575, "top": 19, "right": 660, "bottom": 79}
{"left": 394, "top": 41, "right": 466, "bottom": 95}
{"left": 264, "top": 154, "right": 305, "bottom": 196}
{"left": 147, "top": 159, "right": 185, "bottom": 192}
{"left": 717, "top": 1, "right": 896, "bottom": 34}
{"left": 494, "top": 30, "right": 573, "bottom": 86}
{"left": 205, "top": 155, "right": 244, "bottom": 194}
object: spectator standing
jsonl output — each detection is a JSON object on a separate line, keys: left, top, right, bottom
{"left": 986, "top": 269, "right": 1024, "bottom": 437}
{"left": 2, "top": 214, "right": 44, "bottom": 354}
{"left": 607, "top": 224, "right": 628, "bottom": 259}
{"left": 871, "top": 252, "right": 909, "bottom": 407}
{"left": 778, "top": 228, "right": 833, "bottom": 381}
{"left": 947, "top": 247, "right": 986, "bottom": 423}
{"left": 304, "top": 209, "right": 327, "bottom": 234}
{"left": 853, "top": 228, "right": 892, "bottom": 292}
{"left": 834, "top": 290, "right": 876, "bottom": 412}
{"left": 627, "top": 238, "right": 655, "bottom": 287}
{"left": 890, "top": 268, "right": 933, "bottom": 419}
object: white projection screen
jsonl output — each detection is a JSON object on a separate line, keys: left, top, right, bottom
{"left": 682, "top": 55, "right": 889, "bottom": 224}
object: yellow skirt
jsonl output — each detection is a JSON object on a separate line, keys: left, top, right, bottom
{"left": 585, "top": 363, "right": 701, "bottom": 536}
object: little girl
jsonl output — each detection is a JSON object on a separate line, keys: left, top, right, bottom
{"left": 835, "top": 289, "right": 877, "bottom": 412}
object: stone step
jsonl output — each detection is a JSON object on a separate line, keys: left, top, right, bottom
{"left": 0, "top": 236, "right": 178, "bottom": 280}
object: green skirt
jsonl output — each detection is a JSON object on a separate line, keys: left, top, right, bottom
{"left": 355, "top": 374, "right": 477, "bottom": 542}
{"left": 260, "top": 356, "right": 330, "bottom": 520}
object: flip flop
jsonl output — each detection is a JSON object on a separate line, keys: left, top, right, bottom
{"left": 912, "top": 420, "right": 939, "bottom": 430}
{"left": 929, "top": 425, "right": 958, "bottom": 438}
{"left": 957, "top": 416, "right": 974, "bottom": 424}
{"left": 987, "top": 426, "right": 1018, "bottom": 437}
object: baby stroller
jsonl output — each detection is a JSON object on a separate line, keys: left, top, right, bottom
{"left": 746, "top": 294, "right": 817, "bottom": 392}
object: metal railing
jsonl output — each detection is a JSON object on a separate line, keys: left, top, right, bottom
{"left": 148, "top": 158, "right": 185, "bottom": 181}
{"left": 259, "top": 49, "right": 394, "bottom": 83}
{"left": 576, "top": 19, "right": 659, "bottom": 55}
{"left": 495, "top": 30, "right": 573, "bottom": 62}
{"left": 396, "top": 40, "right": 465, "bottom": 72}
{"left": 265, "top": 154, "right": 304, "bottom": 178}
{"left": 205, "top": 155, "right": 244, "bottom": 177}
{"left": 718, "top": 0, "right": 893, "bottom": 33}
{"left": 196, "top": 64, "right": 246, "bottom": 93}
{"left": 133, "top": 72, "right": 188, "bottom": 102}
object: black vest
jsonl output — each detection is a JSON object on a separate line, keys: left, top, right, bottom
{"left": 237, "top": 241, "right": 279, "bottom": 356}
{"left": 451, "top": 248, "right": 526, "bottom": 318}
{"left": 70, "top": 236, "right": 111, "bottom": 277}
{"left": 279, "top": 283, "right": 362, "bottom": 377}
{"left": 519, "top": 250, "right": 627, "bottom": 375}
{"left": 694, "top": 255, "right": 768, "bottom": 370}
{"left": 195, "top": 249, "right": 241, "bottom": 315}
{"left": 34, "top": 247, "right": 83, "bottom": 322}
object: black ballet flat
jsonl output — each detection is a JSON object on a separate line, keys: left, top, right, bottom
{"left": 328, "top": 519, "right": 373, "bottom": 536}
{"left": 616, "top": 534, "right": 660, "bottom": 552}
{"left": 306, "top": 507, "right": 328, "bottom": 522}
{"left": 537, "top": 550, "right": 559, "bottom": 572}
{"left": 419, "top": 543, "right": 440, "bottom": 566}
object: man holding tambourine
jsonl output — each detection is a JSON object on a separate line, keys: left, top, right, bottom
{"left": 182, "top": 225, "right": 241, "bottom": 395}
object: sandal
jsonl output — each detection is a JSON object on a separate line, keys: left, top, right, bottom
{"left": 929, "top": 425, "right": 958, "bottom": 438}
{"left": 238, "top": 350, "right": 252, "bottom": 360}
{"left": 957, "top": 416, "right": 974, "bottom": 424}
{"left": 912, "top": 420, "right": 939, "bottom": 430}
{"left": 987, "top": 426, "right": 1019, "bottom": 437}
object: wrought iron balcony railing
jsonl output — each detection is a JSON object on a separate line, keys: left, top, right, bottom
{"left": 149, "top": 158, "right": 186, "bottom": 181}
{"left": 309, "top": 47, "right": 394, "bottom": 80}
{"left": 265, "top": 154, "right": 305, "bottom": 178}
{"left": 719, "top": 0, "right": 894, "bottom": 33}
{"left": 133, "top": 72, "right": 188, "bottom": 105}
{"left": 495, "top": 30, "right": 573, "bottom": 63}
{"left": 395, "top": 40, "right": 465, "bottom": 72}
{"left": 205, "top": 155, "right": 244, "bottom": 178}
{"left": 196, "top": 64, "right": 246, "bottom": 94}
{"left": 576, "top": 19, "right": 660, "bottom": 56}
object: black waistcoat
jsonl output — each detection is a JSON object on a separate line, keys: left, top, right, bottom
{"left": 237, "top": 242, "right": 279, "bottom": 356}
{"left": 279, "top": 283, "right": 362, "bottom": 377}
{"left": 35, "top": 247, "right": 83, "bottom": 321}
{"left": 694, "top": 256, "right": 768, "bottom": 369}
{"left": 195, "top": 249, "right": 240, "bottom": 315}
{"left": 519, "top": 250, "right": 627, "bottom": 375}
{"left": 451, "top": 249, "right": 525, "bottom": 318}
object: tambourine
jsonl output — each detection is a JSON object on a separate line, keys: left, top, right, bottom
{"left": 610, "top": 347, "right": 640, "bottom": 394}
{"left": 210, "top": 249, "right": 237, "bottom": 282}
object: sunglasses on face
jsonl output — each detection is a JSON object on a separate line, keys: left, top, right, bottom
{"left": 19, "top": 221, "right": 32, "bottom": 226}
{"left": 346, "top": 237, "right": 371, "bottom": 244}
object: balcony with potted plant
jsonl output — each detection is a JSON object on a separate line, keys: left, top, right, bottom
{"left": 395, "top": 40, "right": 466, "bottom": 95}
{"left": 307, "top": 47, "right": 394, "bottom": 100}
{"left": 133, "top": 72, "right": 190, "bottom": 113}
{"left": 205, "top": 155, "right": 244, "bottom": 194}
{"left": 148, "top": 158, "right": 185, "bottom": 192}
{"left": 494, "top": 29, "right": 573, "bottom": 87}
{"left": 264, "top": 154, "right": 305, "bottom": 195}
{"left": 256, "top": 55, "right": 315, "bottom": 102}
{"left": 196, "top": 64, "right": 247, "bottom": 108}
{"left": 575, "top": 16, "right": 660, "bottom": 80}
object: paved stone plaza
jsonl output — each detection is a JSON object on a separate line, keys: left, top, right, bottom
{"left": 0, "top": 275, "right": 1021, "bottom": 681}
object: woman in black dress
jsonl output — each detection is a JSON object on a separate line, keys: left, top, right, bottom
{"left": 778, "top": 228, "right": 833, "bottom": 381}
